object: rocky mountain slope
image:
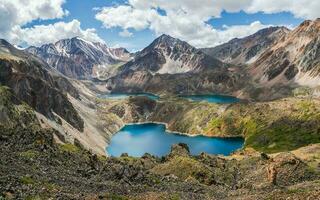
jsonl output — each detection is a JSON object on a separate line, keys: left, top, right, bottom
{"left": 120, "top": 34, "right": 223, "bottom": 74}
{"left": 201, "top": 27, "right": 289, "bottom": 65}
{"left": 250, "top": 19, "right": 320, "bottom": 88}
{"left": 0, "top": 39, "right": 83, "bottom": 131}
{"left": 198, "top": 19, "right": 320, "bottom": 100}
{"left": 26, "top": 37, "right": 131, "bottom": 79}
{"left": 106, "top": 34, "right": 248, "bottom": 95}
{"left": 0, "top": 89, "right": 319, "bottom": 199}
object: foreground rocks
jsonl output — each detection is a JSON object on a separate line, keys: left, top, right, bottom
{"left": 0, "top": 123, "right": 319, "bottom": 199}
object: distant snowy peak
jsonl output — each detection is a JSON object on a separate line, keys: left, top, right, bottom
{"left": 26, "top": 37, "right": 131, "bottom": 79}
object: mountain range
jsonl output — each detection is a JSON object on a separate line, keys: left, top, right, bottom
{"left": 104, "top": 19, "right": 320, "bottom": 99}
{"left": 22, "top": 19, "right": 320, "bottom": 98}
{"left": 26, "top": 37, "right": 131, "bottom": 79}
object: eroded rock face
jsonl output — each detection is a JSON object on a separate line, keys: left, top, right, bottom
{"left": 250, "top": 19, "right": 320, "bottom": 87}
{"left": 0, "top": 40, "right": 84, "bottom": 131}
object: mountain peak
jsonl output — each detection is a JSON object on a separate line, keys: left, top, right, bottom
{"left": 296, "top": 19, "right": 320, "bottom": 32}
{"left": 26, "top": 37, "right": 131, "bottom": 79}
{"left": 118, "top": 33, "right": 222, "bottom": 76}
{"left": 158, "top": 34, "right": 175, "bottom": 39}
{"left": 153, "top": 34, "right": 181, "bottom": 46}
{"left": 71, "top": 36, "right": 100, "bottom": 45}
{"left": 0, "top": 39, "right": 11, "bottom": 46}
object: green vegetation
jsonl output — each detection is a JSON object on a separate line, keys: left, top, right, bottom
{"left": 19, "top": 150, "right": 39, "bottom": 159}
{"left": 213, "top": 99, "right": 320, "bottom": 153}
{"left": 293, "top": 87, "right": 313, "bottom": 97}
{"left": 59, "top": 143, "right": 80, "bottom": 153}
{"left": 150, "top": 98, "right": 221, "bottom": 135}
{"left": 151, "top": 156, "right": 213, "bottom": 185}
{"left": 20, "top": 176, "right": 35, "bottom": 185}
{"left": 25, "top": 196, "right": 42, "bottom": 200}
{"left": 0, "top": 86, "right": 39, "bottom": 130}
{"left": 105, "top": 194, "right": 129, "bottom": 200}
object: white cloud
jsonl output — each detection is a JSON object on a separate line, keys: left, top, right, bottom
{"left": 95, "top": 5, "right": 157, "bottom": 30}
{"left": 95, "top": 0, "right": 320, "bottom": 48}
{"left": 119, "top": 29, "right": 133, "bottom": 37}
{"left": 245, "top": 0, "right": 320, "bottom": 19}
{"left": 0, "top": 0, "right": 67, "bottom": 26}
{"left": 0, "top": 0, "right": 67, "bottom": 37}
{"left": 0, "top": 0, "right": 103, "bottom": 46}
{"left": 11, "top": 20, "right": 104, "bottom": 46}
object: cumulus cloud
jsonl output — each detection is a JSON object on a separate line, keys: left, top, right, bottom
{"left": 245, "top": 0, "right": 320, "bottom": 19}
{"left": 0, "top": 0, "right": 67, "bottom": 26}
{"left": 0, "top": 0, "right": 67, "bottom": 37}
{"left": 119, "top": 29, "right": 133, "bottom": 37}
{"left": 95, "top": 5, "right": 157, "bottom": 30}
{"left": 95, "top": 0, "right": 320, "bottom": 47}
{"left": 0, "top": 0, "right": 103, "bottom": 46}
{"left": 11, "top": 20, "right": 104, "bottom": 46}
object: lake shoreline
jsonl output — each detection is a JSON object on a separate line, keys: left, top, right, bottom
{"left": 107, "top": 122, "right": 244, "bottom": 157}
{"left": 123, "top": 121, "right": 244, "bottom": 139}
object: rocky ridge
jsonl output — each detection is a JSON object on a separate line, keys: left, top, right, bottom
{"left": 26, "top": 37, "right": 131, "bottom": 79}
{"left": 0, "top": 39, "right": 84, "bottom": 131}
{"left": 250, "top": 18, "right": 320, "bottom": 88}
{"left": 201, "top": 26, "right": 289, "bottom": 65}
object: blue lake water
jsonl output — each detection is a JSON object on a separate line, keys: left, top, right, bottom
{"left": 100, "top": 93, "right": 159, "bottom": 100}
{"left": 107, "top": 123, "right": 244, "bottom": 157}
{"left": 180, "top": 94, "right": 239, "bottom": 103}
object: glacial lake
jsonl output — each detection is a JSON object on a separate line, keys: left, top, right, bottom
{"left": 180, "top": 94, "right": 239, "bottom": 103}
{"left": 107, "top": 123, "right": 244, "bottom": 157}
{"left": 99, "top": 93, "right": 159, "bottom": 100}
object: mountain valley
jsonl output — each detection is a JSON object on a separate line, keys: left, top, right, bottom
{"left": 1, "top": 18, "right": 320, "bottom": 199}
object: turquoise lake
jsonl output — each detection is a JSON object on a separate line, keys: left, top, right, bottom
{"left": 180, "top": 94, "right": 239, "bottom": 103}
{"left": 99, "top": 93, "right": 159, "bottom": 100}
{"left": 107, "top": 123, "right": 244, "bottom": 157}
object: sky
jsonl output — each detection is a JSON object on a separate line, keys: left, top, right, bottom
{"left": 0, "top": 0, "right": 319, "bottom": 52}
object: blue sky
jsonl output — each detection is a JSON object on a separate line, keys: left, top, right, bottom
{"left": 2, "top": 0, "right": 315, "bottom": 51}
{"left": 35, "top": 0, "right": 304, "bottom": 51}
